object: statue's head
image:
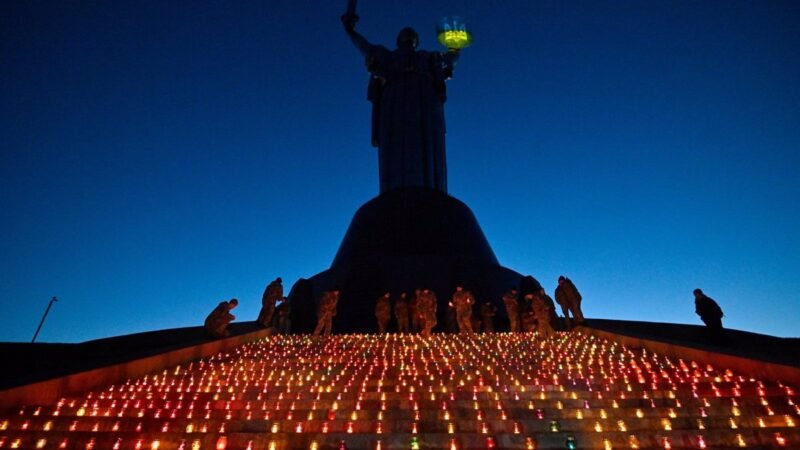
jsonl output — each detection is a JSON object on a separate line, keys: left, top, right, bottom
{"left": 396, "top": 27, "right": 419, "bottom": 49}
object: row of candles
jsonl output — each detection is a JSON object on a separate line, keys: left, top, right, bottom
{"left": 1, "top": 332, "right": 797, "bottom": 448}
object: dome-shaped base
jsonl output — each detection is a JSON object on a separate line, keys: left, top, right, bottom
{"left": 332, "top": 187, "right": 499, "bottom": 267}
{"left": 288, "top": 188, "right": 538, "bottom": 334}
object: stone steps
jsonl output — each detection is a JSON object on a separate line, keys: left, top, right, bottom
{"left": 1, "top": 332, "right": 798, "bottom": 448}
{"left": 1, "top": 429, "right": 799, "bottom": 449}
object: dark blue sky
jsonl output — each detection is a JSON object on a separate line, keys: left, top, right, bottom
{"left": 2, "top": 0, "right": 799, "bottom": 342}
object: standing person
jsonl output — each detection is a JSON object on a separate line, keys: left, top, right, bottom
{"left": 375, "top": 292, "right": 391, "bottom": 333}
{"left": 395, "top": 292, "right": 410, "bottom": 333}
{"left": 521, "top": 295, "right": 537, "bottom": 332}
{"left": 257, "top": 277, "right": 284, "bottom": 328}
{"left": 313, "top": 290, "right": 339, "bottom": 336}
{"left": 502, "top": 289, "right": 520, "bottom": 332}
{"left": 532, "top": 294, "right": 555, "bottom": 338}
{"left": 205, "top": 298, "right": 238, "bottom": 338}
{"left": 408, "top": 293, "right": 420, "bottom": 332}
{"left": 480, "top": 302, "right": 496, "bottom": 332}
{"left": 555, "top": 275, "right": 584, "bottom": 328}
{"left": 451, "top": 286, "right": 475, "bottom": 333}
{"left": 418, "top": 289, "right": 438, "bottom": 336}
{"left": 693, "top": 289, "right": 724, "bottom": 330}
{"left": 445, "top": 300, "right": 458, "bottom": 332}
{"left": 275, "top": 299, "right": 291, "bottom": 334}
{"left": 538, "top": 288, "right": 559, "bottom": 330}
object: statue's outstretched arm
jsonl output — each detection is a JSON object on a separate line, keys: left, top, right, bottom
{"left": 342, "top": 14, "right": 372, "bottom": 57}
{"left": 347, "top": 30, "right": 372, "bottom": 57}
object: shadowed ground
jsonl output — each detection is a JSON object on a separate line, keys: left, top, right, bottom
{"left": 584, "top": 318, "right": 800, "bottom": 368}
{"left": 0, "top": 321, "right": 262, "bottom": 391}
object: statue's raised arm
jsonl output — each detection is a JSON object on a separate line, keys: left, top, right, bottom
{"left": 341, "top": 13, "right": 372, "bottom": 56}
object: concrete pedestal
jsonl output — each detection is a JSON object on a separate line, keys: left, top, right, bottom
{"left": 289, "top": 188, "right": 535, "bottom": 334}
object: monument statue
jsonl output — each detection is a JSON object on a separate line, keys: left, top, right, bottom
{"left": 286, "top": 5, "right": 524, "bottom": 336}
{"left": 342, "top": 4, "right": 461, "bottom": 194}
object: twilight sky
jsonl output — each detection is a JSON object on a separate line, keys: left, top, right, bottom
{"left": 2, "top": 0, "right": 799, "bottom": 342}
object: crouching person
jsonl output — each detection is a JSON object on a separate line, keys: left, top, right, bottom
{"left": 205, "top": 298, "right": 238, "bottom": 338}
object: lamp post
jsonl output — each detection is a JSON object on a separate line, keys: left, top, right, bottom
{"left": 32, "top": 296, "right": 58, "bottom": 343}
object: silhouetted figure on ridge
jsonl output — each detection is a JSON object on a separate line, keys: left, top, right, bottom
{"left": 503, "top": 289, "right": 520, "bottom": 332}
{"left": 408, "top": 293, "right": 420, "bottom": 333}
{"left": 375, "top": 292, "right": 391, "bottom": 333}
{"left": 538, "top": 288, "right": 560, "bottom": 330}
{"left": 693, "top": 288, "right": 726, "bottom": 344}
{"left": 694, "top": 288, "right": 724, "bottom": 329}
{"left": 395, "top": 292, "right": 410, "bottom": 333}
{"left": 258, "top": 277, "right": 284, "bottom": 328}
{"left": 532, "top": 293, "right": 555, "bottom": 338}
{"left": 313, "top": 291, "right": 339, "bottom": 336}
{"left": 275, "top": 299, "right": 291, "bottom": 334}
{"left": 451, "top": 286, "right": 475, "bottom": 333}
{"left": 205, "top": 298, "right": 238, "bottom": 338}
{"left": 446, "top": 300, "right": 458, "bottom": 332}
{"left": 521, "top": 303, "right": 536, "bottom": 332}
{"left": 555, "top": 275, "right": 584, "bottom": 328}
{"left": 480, "top": 302, "right": 496, "bottom": 332}
{"left": 417, "top": 289, "right": 438, "bottom": 336}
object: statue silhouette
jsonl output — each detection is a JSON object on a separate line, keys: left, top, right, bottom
{"left": 343, "top": 13, "right": 460, "bottom": 194}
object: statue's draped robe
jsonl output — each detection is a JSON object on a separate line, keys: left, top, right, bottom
{"left": 364, "top": 45, "right": 455, "bottom": 194}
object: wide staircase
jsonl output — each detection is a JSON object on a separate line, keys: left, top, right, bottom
{"left": 1, "top": 332, "right": 798, "bottom": 449}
